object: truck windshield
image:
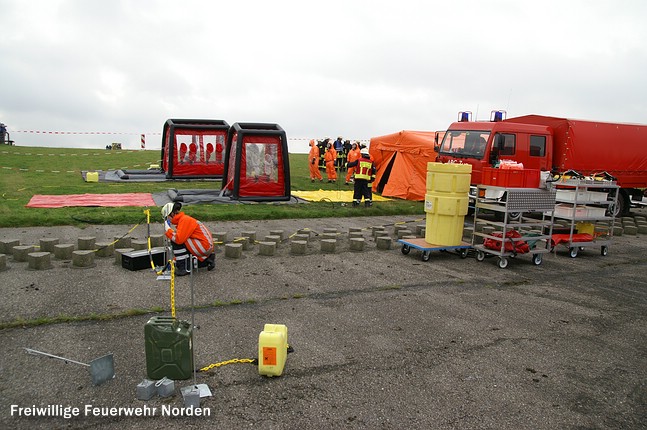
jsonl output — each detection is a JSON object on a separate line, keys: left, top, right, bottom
{"left": 439, "top": 130, "right": 490, "bottom": 159}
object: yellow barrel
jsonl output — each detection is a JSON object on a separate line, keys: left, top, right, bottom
{"left": 425, "top": 163, "right": 472, "bottom": 246}
{"left": 426, "top": 162, "right": 471, "bottom": 193}
{"left": 258, "top": 323, "right": 288, "bottom": 377}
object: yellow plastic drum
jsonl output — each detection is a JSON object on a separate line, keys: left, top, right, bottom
{"left": 426, "top": 162, "right": 471, "bottom": 193}
{"left": 425, "top": 163, "right": 472, "bottom": 246}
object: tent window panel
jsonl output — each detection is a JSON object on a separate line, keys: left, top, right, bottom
{"left": 245, "top": 142, "right": 279, "bottom": 182}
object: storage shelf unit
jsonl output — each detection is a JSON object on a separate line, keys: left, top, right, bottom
{"left": 472, "top": 186, "right": 556, "bottom": 269}
{"left": 551, "top": 179, "right": 618, "bottom": 258}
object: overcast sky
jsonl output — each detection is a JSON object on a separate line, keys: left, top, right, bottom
{"left": 1, "top": 0, "right": 646, "bottom": 153}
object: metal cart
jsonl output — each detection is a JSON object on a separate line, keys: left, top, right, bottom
{"left": 552, "top": 179, "right": 618, "bottom": 258}
{"left": 472, "top": 186, "right": 556, "bottom": 269}
{"left": 398, "top": 238, "right": 471, "bottom": 262}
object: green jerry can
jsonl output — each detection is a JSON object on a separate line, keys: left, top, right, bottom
{"left": 144, "top": 316, "right": 193, "bottom": 380}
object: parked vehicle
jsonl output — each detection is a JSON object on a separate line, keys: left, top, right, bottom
{"left": 436, "top": 111, "right": 647, "bottom": 216}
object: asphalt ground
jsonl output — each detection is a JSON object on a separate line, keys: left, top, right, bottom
{"left": 0, "top": 212, "right": 646, "bottom": 429}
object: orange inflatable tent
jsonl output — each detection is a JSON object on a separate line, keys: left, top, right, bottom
{"left": 369, "top": 130, "right": 440, "bottom": 201}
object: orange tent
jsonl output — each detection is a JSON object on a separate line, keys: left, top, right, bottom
{"left": 369, "top": 130, "right": 439, "bottom": 201}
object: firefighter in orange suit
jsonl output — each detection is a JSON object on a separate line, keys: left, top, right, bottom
{"left": 345, "top": 141, "right": 361, "bottom": 185}
{"left": 161, "top": 201, "right": 215, "bottom": 276}
{"left": 324, "top": 141, "right": 337, "bottom": 183}
{"left": 346, "top": 148, "right": 376, "bottom": 207}
{"left": 308, "top": 139, "right": 323, "bottom": 182}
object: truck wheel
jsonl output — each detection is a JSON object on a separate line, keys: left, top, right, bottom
{"left": 421, "top": 250, "right": 431, "bottom": 262}
{"left": 401, "top": 244, "right": 411, "bottom": 255}
{"left": 610, "top": 191, "right": 629, "bottom": 218}
{"left": 601, "top": 245, "right": 608, "bottom": 256}
{"left": 498, "top": 257, "right": 509, "bottom": 269}
{"left": 532, "top": 253, "right": 542, "bottom": 265}
{"left": 476, "top": 250, "right": 485, "bottom": 262}
{"left": 459, "top": 248, "right": 469, "bottom": 259}
{"left": 569, "top": 247, "right": 578, "bottom": 258}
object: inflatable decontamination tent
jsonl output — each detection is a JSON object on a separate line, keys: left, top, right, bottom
{"left": 221, "top": 122, "right": 291, "bottom": 201}
{"left": 161, "top": 119, "right": 229, "bottom": 179}
{"left": 370, "top": 130, "right": 440, "bottom": 201}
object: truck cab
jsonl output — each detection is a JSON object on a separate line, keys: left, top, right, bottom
{"left": 436, "top": 112, "right": 553, "bottom": 185}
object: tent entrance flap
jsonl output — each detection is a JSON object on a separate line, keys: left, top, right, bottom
{"left": 377, "top": 153, "right": 397, "bottom": 194}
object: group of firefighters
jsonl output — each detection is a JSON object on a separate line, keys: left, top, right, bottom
{"left": 308, "top": 137, "right": 375, "bottom": 207}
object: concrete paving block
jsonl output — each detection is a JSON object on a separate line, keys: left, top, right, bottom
{"left": 397, "top": 229, "right": 413, "bottom": 239}
{"left": 72, "top": 250, "right": 95, "bottom": 268}
{"left": 213, "top": 232, "right": 228, "bottom": 244}
{"left": 241, "top": 231, "right": 257, "bottom": 242}
{"left": 39, "top": 238, "right": 60, "bottom": 253}
{"left": 290, "top": 240, "right": 308, "bottom": 255}
{"left": 131, "top": 239, "right": 148, "bottom": 251}
{"left": 349, "top": 238, "right": 365, "bottom": 252}
{"left": 54, "top": 244, "right": 75, "bottom": 260}
{"left": 293, "top": 233, "right": 310, "bottom": 243}
{"left": 393, "top": 225, "right": 408, "bottom": 235}
{"left": 321, "top": 233, "right": 337, "bottom": 240}
{"left": 233, "top": 236, "right": 250, "bottom": 250}
{"left": 258, "top": 241, "right": 276, "bottom": 256}
{"left": 612, "top": 226, "right": 623, "bottom": 236}
{"left": 349, "top": 231, "right": 364, "bottom": 239}
{"left": 95, "top": 241, "right": 115, "bottom": 257}
{"left": 0, "top": 239, "right": 20, "bottom": 255}
{"left": 114, "top": 236, "right": 132, "bottom": 249}
{"left": 623, "top": 225, "right": 638, "bottom": 235}
{"left": 348, "top": 227, "right": 363, "bottom": 234}
{"left": 28, "top": 252, "right": 52, "bottom": 270}
{"left": 225, "top": 243, "right": 243, "bottom": 259}
{"left": 78, "top": 236, "right": 96, "bottom": 251}
{"left": 323, "top": 228, "right": 338, "bottom": 235}
{"left": 115, "top": 248, "right": 135, "bottom": 265}
{"left": 637, "top": 224, "right": 647, "bottom": 234}
{"left": 13, "top": 245, "right": 35, "bottom": 262}
{"left": 297, "top": 229, "right": 311, "bottom": 238}
{"left": 372, "top": 228, "right": 387, "bottom": 239}
{"left": 269, "top": 230, "right": 286, "bottom": 241}
{"left": 415, "top": 225, "right": 426, "bottom": 236}
{"left": 265, "top": 235, "right": 282, "bottom": 245}
{"left": 376, "top": 236, "right": 392, "bottom": 250}
{"left": 149, "top": 234, "right": 165, "bottom": 248}
{"left": 320, "top": 239, "right": 336, "bottom": 253}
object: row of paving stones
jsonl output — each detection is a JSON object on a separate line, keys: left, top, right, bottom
{"left": 0, "top": 224, "right": 427, "bottom": 271}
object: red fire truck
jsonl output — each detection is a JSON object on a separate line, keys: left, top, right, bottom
{"left": 436, "top": 111, "right": 647, "bottom": 216}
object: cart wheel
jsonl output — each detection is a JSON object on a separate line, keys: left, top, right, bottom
{"left": 459, "top": 248, "right": 469, "bottom": 259}
{"left": 601, "top": 245, "right": 608, "bottom": 256}
{"left": 401, "top": 244, "right": 411, "bottom": 255}
{"left": 532, "top": 253, "right": 543, "bottom": 266}
{"left": 569, "top": 247, "right": 578, "bottom": 258}
{"left": 476, "top": 250, "right": 485, "bottom": 262}
{"left": 421, "top": 250, "right": 431, "bottom": 262}
{"left": 498, "top": 257, "right": 509, "bottom": 269}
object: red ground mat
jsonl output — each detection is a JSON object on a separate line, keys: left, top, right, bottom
{"left": 26, "top": 193, "right": 156, "bottom": 208}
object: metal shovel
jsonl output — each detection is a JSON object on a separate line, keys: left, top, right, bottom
{"left": 24, "top": 348, "right": 115, "bottom": 386}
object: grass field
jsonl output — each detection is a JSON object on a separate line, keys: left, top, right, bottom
{"left": 0, "top": 145, "right": 424, "bottom": 227}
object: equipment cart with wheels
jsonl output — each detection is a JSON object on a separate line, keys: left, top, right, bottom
{"left": 552, "top": 178, "right": 618, "bottom": 258}
{"left": 398, "top": 238, "right": 471, "bottom": 262}
{"left": 472, "top": 186, "right": 556, "bottom": 269}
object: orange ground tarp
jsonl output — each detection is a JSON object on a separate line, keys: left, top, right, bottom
{"left": 369, "top": 130, "right": 439, "bottom": 201}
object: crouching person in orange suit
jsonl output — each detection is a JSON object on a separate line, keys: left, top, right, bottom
{"left": 161, "top": 202, "right": 215, "bottom": 275}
